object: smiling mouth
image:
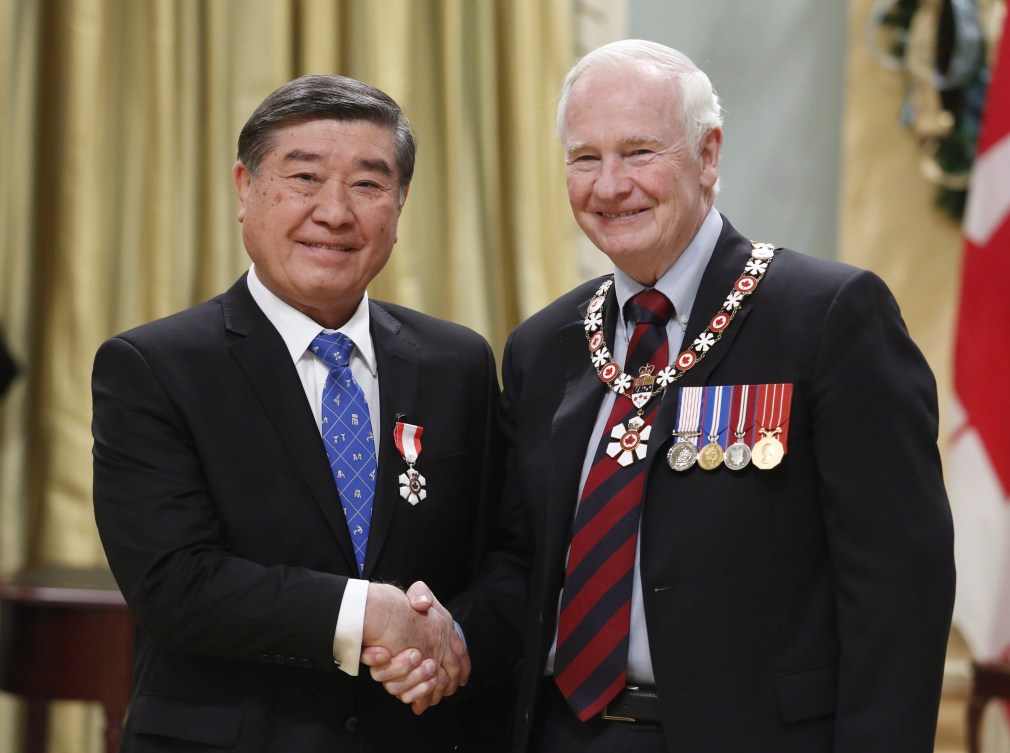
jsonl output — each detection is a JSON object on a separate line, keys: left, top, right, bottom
{"left": 299, "top": 241, "right": 358, "bottom": 252}
{"left": 598, "top": 209, "right": 646, "bottom": 219}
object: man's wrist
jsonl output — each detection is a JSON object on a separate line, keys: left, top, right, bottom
{"left": 333, "top": 578, "right": 369, "bottom": 676}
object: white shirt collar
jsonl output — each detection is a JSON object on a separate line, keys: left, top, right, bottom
{"left": 246, "top": 265, "right": 377, "bottom": 375}
{"left": 614, "top": 206, "right": 723, "bottom": 328}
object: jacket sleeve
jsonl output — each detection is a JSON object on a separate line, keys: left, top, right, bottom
{"left": 810, "top": 270, "right": 955, "bottom": 752}
{"left": 450, "top": 331, "right": 532, "bottom": 685}
{"left": 92, "top": 335, "right": 348, "bottom": 671}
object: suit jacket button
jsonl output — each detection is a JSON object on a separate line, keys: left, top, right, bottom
{"left": 273, "top": 654, "right": 286, "bottom": 665}
{"left": 344, "top": 715, "right": 359, "bottom": 733}
{"left": 259, "top": 654, "right": 273, "bottom": 664}
{"left": 300, "top": 658, "right": 313, "bottom": 669}
{"left": 286, "top": 656, "right": 299, "bottom": 666}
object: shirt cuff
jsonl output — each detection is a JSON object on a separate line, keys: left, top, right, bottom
{"left": 332, "top": 578, "right": 368, "bottom": 677}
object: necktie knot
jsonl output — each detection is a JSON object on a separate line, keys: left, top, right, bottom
{"left": 624, "top": 289, "right": 674, "bottom": 328}
{"left": 311, "top": 331, "right": 354, "bottom": 370}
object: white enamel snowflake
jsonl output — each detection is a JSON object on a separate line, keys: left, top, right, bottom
{"left": 605, "top": 422, "right": 651, "bottom": 466}
{"left": 723, "top": 291, "right": 744, "bottom": 311}
{"left": 591, "top": 348, "right": 612, "bottom": 368}
{"left": 584, "top": 312, "right": 603, "bottom": 332}
{"left": 612, "top": 373, "right": 633, "bottom": 393}
{"left": 745, "top": 258, "right": 767, "bottom": 275}
{"left": 398, "top": 471, "right": 427, "bottom": 505}
{"left": 693, "top": 332, "right": 716, "bottom": 352}
{"left": 656, "top": 368, "right": 677, "bottom": 387}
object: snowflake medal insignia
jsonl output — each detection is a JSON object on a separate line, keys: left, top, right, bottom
{"left": 607, "top": 415, "right": 651, "bottom": 467}
{"left": 631, "top": 364, "right": 658, "bottom": 410}
{"left": 394, "top": 421, "right": 426, "bottom": 505}
{"left": 399, "top": 466, "right": 427, "bottom": 505}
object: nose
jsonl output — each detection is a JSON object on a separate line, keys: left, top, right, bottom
{"left": 593, "top": 154, "right": 633, "bottom": 201}
{"left": 311, "top": 180, "right": 354, "bottom": 228}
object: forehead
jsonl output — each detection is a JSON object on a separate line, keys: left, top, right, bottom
{"left": 267, "top": 118, "right": 397, "bottom": 167}
{"left": 563, "top": 63, "right": 683, "bottom": 149}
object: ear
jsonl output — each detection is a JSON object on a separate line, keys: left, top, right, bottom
{"left": 699, "top": 127, "right": 722, "bottom": 188}
{"left": 393, "top": 183, "right": 410, "bottom": 244}
{"left": 233, "top": 161, "right": 252, "bottom": 223}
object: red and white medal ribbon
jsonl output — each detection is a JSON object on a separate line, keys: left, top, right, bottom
{"left": 394, "top": 421, "right": 426, "bottom": 504}
{"left": 724, "top": 384, "right": 756, "bottom": 470}
{"left": 752, "top": 383, "right": 794, "bottom": 470}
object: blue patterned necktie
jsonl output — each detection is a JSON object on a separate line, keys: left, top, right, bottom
{"left": 311, "top": 331, "right": 377, "bottom": 575}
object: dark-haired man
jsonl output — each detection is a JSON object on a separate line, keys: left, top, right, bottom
{"left": 93, "top": 74, "right": 507, "bottom": 752}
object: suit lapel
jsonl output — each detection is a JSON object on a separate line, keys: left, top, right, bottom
{"left": 361, "top": 302, "right": 419, "bottom": 576}
{"left": 222, "top": 278, "right": 359, "bottom": 573}
{"left": 544, "top": 285, "right": 618, "bottom": 578}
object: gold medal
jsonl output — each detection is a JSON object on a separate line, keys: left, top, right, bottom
{"left": 752, "top": 428, "right": 784, "bottom": 470}
{"left": 697, "top": 442, "right": 724, "bottom": 470}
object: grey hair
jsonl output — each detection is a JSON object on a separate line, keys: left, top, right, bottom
{"left": 237, "top": 74, "right": 416, "bottom": 193}
{"left": 556, "top": 39, "right": 723, "bottom": 159}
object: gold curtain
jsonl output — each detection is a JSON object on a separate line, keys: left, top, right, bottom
{"left": 0, "top": 0, "right": 576, "bottom": 747}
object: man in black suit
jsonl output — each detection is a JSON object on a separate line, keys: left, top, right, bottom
{"left": 93, "top": 75, "right": 507, "bottom": 752}
{"left": 377, "top": 39, "right": 956, "bottom": 752}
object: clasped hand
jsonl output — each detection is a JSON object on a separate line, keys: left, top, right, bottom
{"left": 360, "top": 581, "right": 470, "bottom": 714}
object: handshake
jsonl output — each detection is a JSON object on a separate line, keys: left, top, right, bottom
{"left": 359, "top": 581, "right": 469, "bottom": 715}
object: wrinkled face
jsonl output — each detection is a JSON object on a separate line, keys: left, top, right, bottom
{"left": 234, "top": 118, "right": 407, "bottom": 328}
{"left": 563, "top": 63, "right": 721, "bottom": 284}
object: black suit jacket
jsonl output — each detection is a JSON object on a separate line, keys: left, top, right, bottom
{"left": 93, "top": 275, "right": 506, "bottom": 752}
{"left": 493, "top": 218, "right": 955, "bottom": 752}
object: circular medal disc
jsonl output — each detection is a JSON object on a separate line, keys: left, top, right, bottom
{"left": 724, "top": 441, "right": 752, "bottom": 471}
{"left": 666, "top": 440, "right": 698, "bottom": 472}
{"left": 752, "top": 436, "right": 784, "bottom": 470}
{"left": 697, "top": 442, "right": 724, "bottom": 471}
{"left": 620, "top": 429, "right": 641, "bottom": 451}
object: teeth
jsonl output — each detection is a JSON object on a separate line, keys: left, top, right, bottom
{"left": 600, "top": 210, "right": 641, "bottom": 219}
{"left": 303, "top": 241, "right": 354, "bottom": 251}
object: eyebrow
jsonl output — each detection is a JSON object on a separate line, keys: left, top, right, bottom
{"left": 282, "top": 149, "right": 324, "bottom": 164}
{"left": 358, "top": 158, "right": 394, "bottom": 177}
{"left": 565, "top": 135, "right": 664, "bottom": 158}
{"left": 280, "top": 150, "right": 394, "bottom": 178}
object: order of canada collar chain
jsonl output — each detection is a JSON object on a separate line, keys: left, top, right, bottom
{"left": 584, "top": 241, "right": 776, "bottom": 410}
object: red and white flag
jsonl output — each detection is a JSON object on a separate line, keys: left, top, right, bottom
{"left": 950, "top": 1, "right": 1010, "bottom": 690}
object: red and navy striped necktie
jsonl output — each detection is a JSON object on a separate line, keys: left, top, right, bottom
{"left": 554, "top": 288, "right": 674, "bottom": 721}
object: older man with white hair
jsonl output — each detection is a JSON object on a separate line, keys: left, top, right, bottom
{"left": 372, "top": 39, "right": 955, "bottom": 753}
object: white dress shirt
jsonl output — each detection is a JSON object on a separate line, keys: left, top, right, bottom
{"left": 547, "top": 207, "right": 723, "bottom": 684}
{"left": 246, "top": 265, "right": 376, "bottom": 676}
